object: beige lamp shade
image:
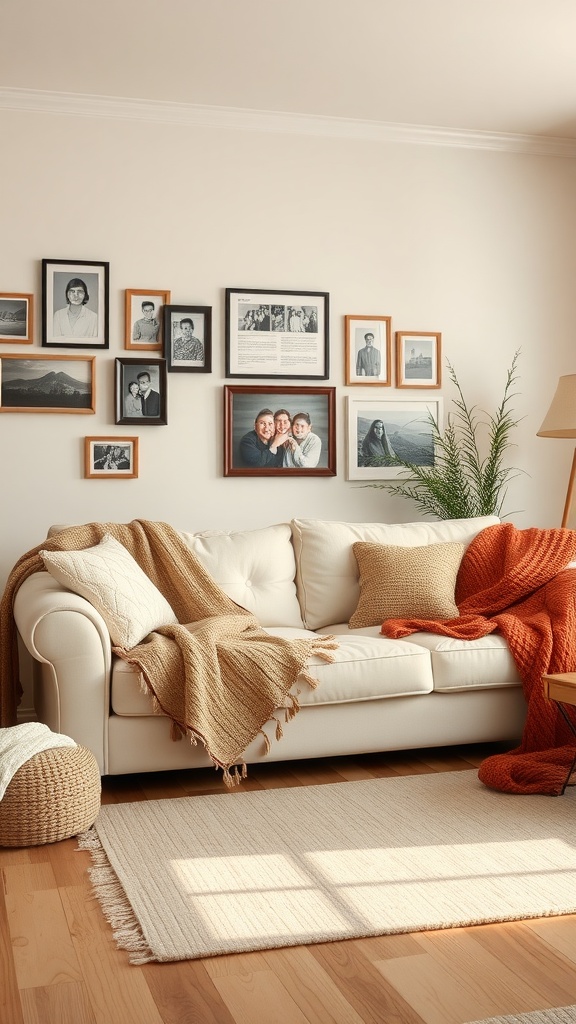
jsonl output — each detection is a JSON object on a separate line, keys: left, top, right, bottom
{"left": 537, "top": 374, "right": 576, "bottom": 437}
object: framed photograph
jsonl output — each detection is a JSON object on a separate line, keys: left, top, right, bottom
{"left": 0, "top": 292, "right": 34, "bottom": 344}
{"left": 225, "top": 288, "right": 329, "bottom": 379}
{"left": 84, "top": 436, "right": 139, "bottom": 479}
{"left": 344, "top": 315, "right": 391, "bottom": 386}
{"left": 0, "top": 354, "right": 96, "bottom": 414}
{"left": 125, "top": 289, "right": 171, "bottom": 352}
{"left": 346, "top": 397, "right": 443, "bottom": 480}
{"left": 395, "top": 331, "right": 442, "bottom": 388}
{"left": 224, "top": 385, "right": 336, "bottom": 476}
{"left": 164, "top": 305, "right": 212, "bottom": 373}
{"left": 115, "top": 358, "right": 167, "bottom": 425}
{"left": 42, "top": 259, "right": 109, "bottom": 349}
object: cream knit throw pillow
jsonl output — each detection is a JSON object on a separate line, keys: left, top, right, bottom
{"left": 349, "top": 540, "right": 465, "bottom": 627}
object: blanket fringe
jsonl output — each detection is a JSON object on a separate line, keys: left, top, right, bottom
{"left": 77, "top": 827, "right": 156, "bottom": 965}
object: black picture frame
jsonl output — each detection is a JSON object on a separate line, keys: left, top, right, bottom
{"left": 225, "top": 288, "right": 329, "bottom": 379}
{"left": 164, "top": 305, "right": 212, "bottom": 373}
{"left": 115, "top": 358, "right": 167, "bottom": 425}
{"left": 224, "top": 385, "right": 336, "bottom": 476}
{"left": 42, "top": 258, "right": 110, "bottom": 349}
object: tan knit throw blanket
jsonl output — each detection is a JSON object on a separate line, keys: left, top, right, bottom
{"left": 0, "top": 520, "right": 338, "bottom": 785}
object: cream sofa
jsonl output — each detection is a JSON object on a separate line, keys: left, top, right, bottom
{"left": 13, "top": 516, "right": 527, "bottom": 776}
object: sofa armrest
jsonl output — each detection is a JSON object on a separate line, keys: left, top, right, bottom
{"left": 13, "top": 571, "right": 112, "bottom": 774}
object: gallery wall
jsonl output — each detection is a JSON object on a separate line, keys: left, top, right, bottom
{"left": 2, "top": 101, "right": 576, "bottom": 716}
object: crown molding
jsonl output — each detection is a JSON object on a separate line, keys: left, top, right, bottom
{"left": 2, "top": 87, "right": 576, "bottom": 158}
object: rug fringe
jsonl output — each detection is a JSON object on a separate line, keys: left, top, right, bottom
{"left": 77, "top": 827, "right": 157, "bottom": 965}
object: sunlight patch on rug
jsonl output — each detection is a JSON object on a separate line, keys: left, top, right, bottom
{"left": 78, "top": 770, "right": 576, "bottom": 963}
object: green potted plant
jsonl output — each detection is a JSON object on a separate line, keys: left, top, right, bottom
{"left": 365, "top": 350, "right": 522, "bottom": 520}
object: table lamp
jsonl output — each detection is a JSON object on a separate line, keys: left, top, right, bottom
{"left": 537, "top": 373, "right": 576, "bottom": 527}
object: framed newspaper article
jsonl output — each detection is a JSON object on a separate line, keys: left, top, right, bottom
{"left": 225, "top": 288, "right": 329, "bottom": 379}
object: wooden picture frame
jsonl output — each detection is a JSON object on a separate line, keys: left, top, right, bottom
{"left": 115, "top": 358, "right": 167, "bottom": 425}
{"left": 345, "top": 315, "right": 392, "bottom": 386}
{"left": 224, "top": 385, "right": 336, "bottom": 476}
{"left": 125, "top": 289, "right": 171, "bottom": 352}
{"left": 42, "top": 258, "right": 109, "bottom": 349}
{"left": 0, "top": 292, "right": 34, "bottom": 344}
{"left": 84, "top": 436, "right": 139, "bottom": 478}
{"left": 225, "top": 288, "right": 329, "bottom": 379}
{"left": 0, "top": 354, "right": 96, "bottom": 413}
{"left": 395, "top": 332, "right": 442, "bottom": 388}
{"left": 346, "top": 396, "right": 443, "bottom": 480}
{"left": 164, "top": 305, "right": 212, "bottom": 373}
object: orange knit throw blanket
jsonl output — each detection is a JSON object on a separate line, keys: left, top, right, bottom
{"left": 381, "top": 522, "right": 576, "bottom": 795}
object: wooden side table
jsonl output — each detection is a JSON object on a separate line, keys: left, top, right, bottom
{"left": 543, "top": 672, "right": 576, "bottom": 737}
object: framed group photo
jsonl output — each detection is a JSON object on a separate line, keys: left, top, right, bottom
{"left": 345, "top": 315, "right": 391, "bottom": 385}
{"left": 42, "top": 258, "right": 109, "bottom": 349}
{"left": 115, "top": 358, "right": 167, "bottom": 425}
{"left": 395, "top": 331, "right": 441, "bottom": 388}
{"left": 125, "top": 289, "right": 171, "bottom": 352}
{"left": 346, "top": 397, "right": 443, "bottom": 480}
{"left": 164, "top": 304, "right": 212, "bottom": 373}
{"left": 0, "top": 354, "right": 96, "bottom": 414}
{"left": 224, "top": 385, "right": 336, "bottom": 476}
{"left": 84, "top": 436, "right": 139, "bottom": 479}
{"left": 225, "top": 288, "right": 329, "bottom": 379}
{"left": 0, "top": 292, "right": 34, "bottom": 344}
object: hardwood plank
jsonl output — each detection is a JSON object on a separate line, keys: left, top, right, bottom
{"left": 353, "top": 932, "right": 426, "bottom": 962}
{"left": 19, "top": 981, "right": 96, "bottom": 1024}
{"left": 0, "top": 869, "right": 25, "bottom": 1024}
{"left": 6, "top": 888, "right": 83, "bottom": 989}
{"left": 311, "top": 939, "right": 426, "bottom": 1024}
{"left": 262, "top": 944, "right": 366, "bottom": 1024}
{"left": 466, "top": 921, "right": 576, "bottom": 1002}
{"left": 203, "top": 950, "right": 272, "bottom": 978}
{"left": 212, "top": 967, "right": 312, "bottom": 1024}
{"left": 143, "top": 960, "right": 237, "bottom": 1024}
{"left": 523, "top": 914, "right": 576, "bottom": 965}
{"left": 3, "top": 861, "right": 57, "bottom": 894}
{"left": 61, "top": 884, "right": 164, "bottom": 1024}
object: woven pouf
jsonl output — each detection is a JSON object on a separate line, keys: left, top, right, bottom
{"left": 0, "top": 744, "right": 101, "bottom": 847}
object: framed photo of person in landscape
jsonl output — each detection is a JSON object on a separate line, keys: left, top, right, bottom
{"left": 346, "top": 397, "right": 443, "bottom": 480}
{"left": 395, "top": 331, "right": 441, "bottom": 388}
{"left": 224, "top": 385, "right": 336, "bottom": 476}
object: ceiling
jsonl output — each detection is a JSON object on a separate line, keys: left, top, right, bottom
{"left": 3, "top": 0, "right": 576, "bottom": 140}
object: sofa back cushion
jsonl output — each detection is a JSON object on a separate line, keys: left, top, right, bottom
{"left": 290, "top": 516, "right": 499, "bottom": 630}
{"left": 181, "top": 523, "right": 304, "bottom": 628}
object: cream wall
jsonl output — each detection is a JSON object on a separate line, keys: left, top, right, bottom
{"left": 2, "top": 105, "right": 576, "bottom": 610}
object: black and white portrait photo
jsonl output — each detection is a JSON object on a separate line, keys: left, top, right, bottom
{"left": 42, "top": 259, "right": 109, "bottom": 349}
{"left": 115, "top": 358, "right": 167, "bottom": 425}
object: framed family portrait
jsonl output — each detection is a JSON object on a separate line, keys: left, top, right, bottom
{"left": 0, "top": 354, "right": 96, "bottom": 414}
{"left": 115, "top": 358, "right": 167, "bottom": 425}
{"left": 125, "top": 289, "right": 171, "bottom": 352}
{"left": 346, "top": 397, "right": 443, "bottom": 480}
{"left": 84, "top": 436, "right": 139, "bottom": 479}
{"left": 345, "top": 315, "right": 391, "bottom": 386}
{"left": 42, "top": 258, "right": 109, "bottom": 349}
{"left": 224, "top": 385, "right": 336, "bottom": 476}
{"left": 225, "top": 288, "right": 329, "bottom": 379}
{"left": 395, "top": 331, "right": 441, "bottom": 388}
{"left": 164, "top": 304, "right": 212, "bottom": 373}
{"left": 0, "top": 292, "right": 34, "bottom": 344}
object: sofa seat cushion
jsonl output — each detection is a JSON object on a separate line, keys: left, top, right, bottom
{"left": 180, "top": 523, "right": 303, "bottom": 628}
{"left": 398, "top": 631, "right": 521, "bottom": 691}
{"left": 110, "top": 626, "right": 433, "bottom": 717}
{"left": 291, "top": 515, "right": 499, "bottom": 630}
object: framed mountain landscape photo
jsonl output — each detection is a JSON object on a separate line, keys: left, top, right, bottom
{"left": 0, "top": 354, "right": 96, "bottom": 413}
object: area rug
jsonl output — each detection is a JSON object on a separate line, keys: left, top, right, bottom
{"left": 466, "top": 1006, "right": 576, "bottom": 1023}
{"left": 78, "top": 769, "right": 576, "bottom": 964}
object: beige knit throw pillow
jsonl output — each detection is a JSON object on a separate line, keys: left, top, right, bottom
{"left": 349, "top": 540, "right": 466, "bottom": 628}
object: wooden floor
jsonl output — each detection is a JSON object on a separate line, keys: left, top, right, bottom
{"left": 3, "top": 742, "right": 576, "bottom": 1024}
